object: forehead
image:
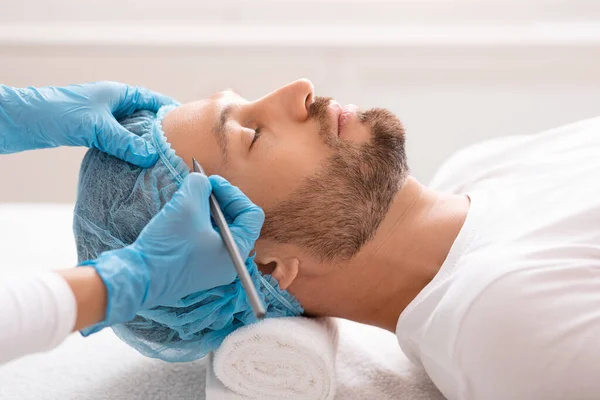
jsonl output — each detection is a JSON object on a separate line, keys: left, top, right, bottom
{"left": 209, "top": 89, "right": 247, "bottom": 104}
{"left": 188, "top": 90, "right": 247, "bottom": 137}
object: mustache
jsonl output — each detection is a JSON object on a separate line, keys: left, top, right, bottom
{"left": 307, "top": 96, "right": 336, "bottom": 146}
{"left": 308, "top": 97, "right": 403, "bottom": 131}
{"left": 307, "top": 96, "right": 332, "bottom": 125}
{"left": 308, "top": 97, "right": 406, "bottom": 153}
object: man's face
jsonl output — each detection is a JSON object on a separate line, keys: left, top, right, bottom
{"left": 163, "top": 79, "right": 408, "bottom": 263}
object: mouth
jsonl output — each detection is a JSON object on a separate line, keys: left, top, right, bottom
{"left": 328, "top": 101, "right": 357, "bottom": 138}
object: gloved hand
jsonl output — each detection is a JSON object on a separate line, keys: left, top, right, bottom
{"left": 0, "top": 81, "right": 176, "bottom": 167}
{"left": 80, "top": 173, "right": 265, "bottom": 334}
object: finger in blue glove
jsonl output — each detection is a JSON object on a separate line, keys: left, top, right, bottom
{"left": 0, "top": 81, "right": 178, "bottom": 167}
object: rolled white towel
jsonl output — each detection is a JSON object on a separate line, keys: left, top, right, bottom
{"left": 209, "top": 317, "right": 338, "bottom": 400}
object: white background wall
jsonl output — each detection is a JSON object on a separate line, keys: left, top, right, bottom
{"left": 2, "top": 0, "right": 600, "bottom": 203}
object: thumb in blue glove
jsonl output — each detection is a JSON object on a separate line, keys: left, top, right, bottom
{"left": 0, "top": 81, "right": 177, "bottom": 167}
{"left": 79, "top": 173, "right": 265, "bottom": 335}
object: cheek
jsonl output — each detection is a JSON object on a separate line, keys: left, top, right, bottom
{"left": 228, "top": 173, "right": 282, "bottom": 211}
{"left": 273, "top": 134, "right": 330, "bottom": 179}
{"left": 223, "top": 160, "right": 303, "bottom": 211}
{"left": 245, "top": 148, "right": 327, "bottom": 209}
{"left": 220, "top": 131, "right": 330, "bottom": 209}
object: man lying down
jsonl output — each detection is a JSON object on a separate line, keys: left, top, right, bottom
{"left": 74, "top": 79, "right": 600, "bottom": 400}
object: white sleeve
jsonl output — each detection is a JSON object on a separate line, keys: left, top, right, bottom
{"left": 453, "top": 267, "right": 600, "bottom": 400}
{"left": 0, "top": 272, "right": 77, "bottom": 364}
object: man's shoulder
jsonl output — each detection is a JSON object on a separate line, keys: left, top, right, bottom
{"left": 450, "top": 264, "right": 600, "bottom": 398}
{"left": 456, "top": 262, "right": 599, "bottom": 333}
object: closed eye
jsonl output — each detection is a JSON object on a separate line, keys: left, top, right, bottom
{"left": 250, "top": 128, "right": 262, "bottom": 148}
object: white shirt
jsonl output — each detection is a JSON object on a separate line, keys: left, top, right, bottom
{"left": 0, "top": 272, "right": 76, "bottom": 364}
{"left": 397, "top": 117, "right": 600, "bottom": 400}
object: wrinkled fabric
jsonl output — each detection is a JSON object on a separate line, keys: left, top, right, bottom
{"left": 73, "top": 105, "right": 303, "bottom": 362}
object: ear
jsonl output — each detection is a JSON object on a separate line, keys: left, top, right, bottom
{"left": 255, "top": 255, "right": 300, "bottom": 291}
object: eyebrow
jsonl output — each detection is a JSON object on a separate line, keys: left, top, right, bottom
{"left": 213, "top": 103, "right": 235, "bottom": 163}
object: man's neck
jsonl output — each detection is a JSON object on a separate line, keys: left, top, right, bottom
{"left": 303, "top": 177, "right": 470, "bottom": 331}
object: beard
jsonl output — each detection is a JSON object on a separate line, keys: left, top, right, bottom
{"left": 260, "top": 96, "right": 409, "bottom": 262}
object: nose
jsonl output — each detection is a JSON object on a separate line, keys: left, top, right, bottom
{"left": 267, "top": 78, "right": 314, "bottom": 121}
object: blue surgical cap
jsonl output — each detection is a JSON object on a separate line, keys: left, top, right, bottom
{"left": 73, "top": 105, "right": 303, "bottom": 362}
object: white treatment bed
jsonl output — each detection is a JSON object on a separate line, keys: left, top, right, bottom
{"left": 0, "top": 204, "right": 444, "bottom": 400}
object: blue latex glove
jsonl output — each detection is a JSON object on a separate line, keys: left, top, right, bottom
{"left": 0, "top": 81, "right": 176, "bottom": 167}
{"left": 80, "top": 174, "right": 265, "bottom": 334}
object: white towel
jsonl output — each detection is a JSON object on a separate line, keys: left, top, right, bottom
{"left": 208, "top": 317, "right": 338, "bottom": 400}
